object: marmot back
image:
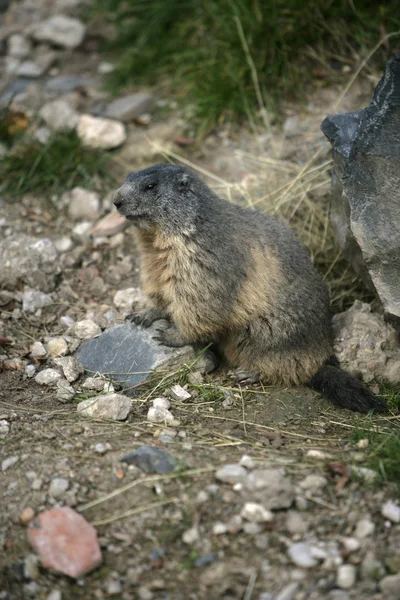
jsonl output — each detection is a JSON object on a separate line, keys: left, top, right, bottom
{"left": 114, "top": 164, "right": 387, "bottom": 414}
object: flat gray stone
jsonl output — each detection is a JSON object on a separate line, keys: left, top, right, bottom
{"left": 76, "top": 322, "right": 216, "bottom": 395}
{"left": 105, "top": 93, "right": 154, "bottom": 122}
{"left": 321, "top": 53, "right": 400, "bottom": 323}
{"left": 45, "top": 76, "right": 95, "bottom": 93}
{"left": 120, "top": 445, "right": 178, "bottom": 474}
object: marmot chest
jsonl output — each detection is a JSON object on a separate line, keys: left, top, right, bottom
{"left": 136, "top": 230, "right": 197, "bottom": 306}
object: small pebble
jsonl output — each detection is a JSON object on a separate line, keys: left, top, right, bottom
{"left": 0, "top": 420, "right": 10, "bottom": 436}
{"left": 30, "top": 341, "right": 47, "bottom": 359}
{"left": 48, "top": 477, "right": 69, "bottom": 498}
{"left": 306, "top": 449, "right": 331, "bottom": 460}
{"left": 35, "top": 368, "right": 62, "bottom": 386}
{"left": 20, "top": 507, "right": 35, "bottom": 526}
{"left": 288, "top": 543, "right": 318, "bottom": 568}
{"left": 239, "top": 454, "right": 255, "bottom": 469}
{"left": 381, "top": 500, "right": 400, "bottom": 523}
{"left": 240, "top": 502, "right": 273, "bottom": 523}
{"left": 337, "top": 564, "right": 357, "bottom": 589}
{"left": 94, "top": 443, "right": 108, "bottom": 455}
{"left": 25, "top": 364, "right": 36, "bottom": 378}
{"left": 152, "top": 397, "right": 171, "bottom": 410}
{"left": 215, "top": 464, "right": 247, "bottom": 484}
{"left": 212, "top": 522, "right": 228, "bottom": 535}
{"left": 354, "top": 518, "right": 375, "bottom": 539}
{"left": 46, "top": 591, "right": 62, "bottom": 600}
{"left": 147, "top": 406, "right": 178, "bottom": 425}
{"left": 182, "top": 526, "right": 199, "bottom": 544}
{"left": 299, "top": 474, "right": 327, "bottom": 491}
{"left": 2, "top": 455, "right": 19, "bottom": 471}
{"left": 170, "top": 385, "right": 191, "bottom": 402}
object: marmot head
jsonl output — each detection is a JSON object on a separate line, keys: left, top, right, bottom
{"left": 113, "top": 164, "right": 209, "bottom": 233}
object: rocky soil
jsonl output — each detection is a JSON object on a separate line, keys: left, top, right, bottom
{"left": 1, "top": 2, "right": 400, "bottom": 600}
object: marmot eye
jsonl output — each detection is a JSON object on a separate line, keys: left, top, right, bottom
{"left": 146, "top": 183, "right": 155, "bottom": 190}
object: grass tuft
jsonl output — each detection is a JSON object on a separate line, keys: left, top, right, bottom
{"left": 0, "top": 130, "right": 110, "bottom": 199}
{"left": 91, "top": 0, "right": 400, "bottom": 130}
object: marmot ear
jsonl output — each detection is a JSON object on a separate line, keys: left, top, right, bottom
{"left": 178, "top": 173, "right": 190, "bottom": 190}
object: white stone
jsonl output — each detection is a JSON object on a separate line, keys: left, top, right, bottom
{"left": 2, "top": 455, "right": 19, "bottom": 471}
{"left": 340, "top": 537, "right": 360, "bottom": 554}
{"left": 113, "top": 288, "right": 143, "bottom": 313}
{"left": 72, "top": 221, "right": 92, "bottom": 240}
{"left": 350, "top": 466, "right": 378, "bottom": 483}
{"left": 212, "top": 522, "right": 228, "bottom": 535}
{"left": 46, "top": 337, "right": 68, "bottom": 358}
{"left": 381, "top": 500, "right": 400, "bottom": 523}
{"left": 73, "top": 319, "right": 101, "bottom": 340}
{"left": 54, "top": 356, "right": 83, "bottom": 382}
{"left": 182, "top": 526, "right": 199, "bottom": 544}
{"left": 77, "top": 393, "right": 131, "bottom": 420}
{"left": 39, "top": 99, "right": 79, "bottom": 131}
{"left": 29, "top": 15, "right": 86, "bottom": 49}
{"left": 23, "top": 289, "right": 52, "bottom": 313}
{"left": 239, "top": 455, "right": 255, "bottom": 469}
{"left": 285, "top": 511, "right": 308, "bottom": 535}
{"left": 97, "top": 62, "right": 115, "bottom": 74}
{"left": 94, "top": 443, "right": 108, "bottom": 455}
{"left": 54, "top": 237, "right": 73, "bottom": 253}
{"left": 30, "top": 341, "right": 47, "bottom": 359}
{"left": 60, "top": 315, "right": 75, "bottom": 330}
{"left": 7, "top": 34, "right": 32, "bottom": 58}
{"left": 336, "top": 565, "right": 356, "bottom": 589}
{"left": 170, "top": 385, "right": 191, "bottom": 402}
{"left": 46, "top": 590, "right": 62, "bottom": 600}
{"left": 82, "top": 377, "right": 105, "bottom": 391}
{"left": 306, "top": 449, "right": 332, "bottom": 460}
{"left": 152, "top": 397, "right": 171, "bottom": 410}
{"left": 77, "top": 114, "right": 126, "bottom": 149}
{"left": 48, "top": 477, "right": 69, "bottom": 498}
{"left": 34, "top": 127, "right": 52, "bottom": 144}
{"left": 35, "top": 368, "right": 62, "bottom": 386}
{"left": 275, "top": 583, "right": 299, "bottom": 600}
{"left": 56, "top": 379, "right": 75, "bottom": 402}
{"left": 354, "top": 518, "right": 375, "bottom": 539}
{"left": 288, "top": 543, "right": 318, "bottom": 568}
{"left": 299, "top": 474, "right": 328, "bottom": 491}
{"left": 147, "top": 406, "right": 177, "bottom": 425}
{"left": 0, "top": 420, "right": 10, "bottom": 436}
{"left": 240, "top": 502, "right": 273, "bottom": 523}
{"left": 64, "top": 187, "right": 101, "bottom": 221}
{"left": 215, "top": 464, "right": 247, "bottom": 484}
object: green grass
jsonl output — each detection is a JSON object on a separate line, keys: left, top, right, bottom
{"left": 0, "top": 130, "right": 110, "bottom": 199}
{"left": 91, "top": 0, "right": 400, "bottom": 131}
{"left": 352, "top": 385, "right": 400, "bottom": 483}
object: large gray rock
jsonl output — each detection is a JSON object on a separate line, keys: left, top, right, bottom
{"left": 321, "top": 53, "right": 400, "bottom": 323}
{"left": 333, "top": 300, "right": 400, "bottom": 383}
{"left": 76, "top": 321, "right": 216, "bottom": 395}
{"left": 0, "top": 235, "right": 60, "bottom": 292}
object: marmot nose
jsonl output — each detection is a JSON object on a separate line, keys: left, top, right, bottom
{"left": 113, "top": 191, "right": 123, "bottom": 209}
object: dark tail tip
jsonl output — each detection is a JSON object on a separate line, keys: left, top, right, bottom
{"left": 308, "top": 357, "right": 388, "bottom": 414}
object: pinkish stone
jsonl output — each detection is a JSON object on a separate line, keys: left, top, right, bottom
{"left": 28, "top": 507, "right": 102, "bottom": 578}
{"left": 91, "top": 212, "right": 127, "bottom": 237}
